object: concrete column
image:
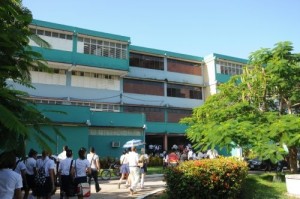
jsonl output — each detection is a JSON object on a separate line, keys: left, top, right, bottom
{"left": 164, "top": 134, "right": 168, "bottom": 151}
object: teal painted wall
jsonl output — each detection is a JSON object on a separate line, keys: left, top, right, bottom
{"left": 216, "top": 73, "right": 231, "bottom": 83}
{"left": 213, "top": 53, "right": 248, "bottom": 64}
{"left": 26, "top": 126, "right": 89, "bottom": 159}
{"left": 32, "top": 19, "right": 130, "bottom": 42}
{"left": 31, "top": 46, "right": 129, "bottom": 72}
{"left": 90, "top": 111, "right": 145, "bottom": 127}
{"left": 146, "top": 122, "right": 187, "bottom": 134}
{"left": 130, "top": 45, "right": 203, "bottom": 62}
{"left": 89, "top": 134, "right": 144, "bottom": 158}
{"left": 36, "top": 104, "right": 90, "bottom": 124}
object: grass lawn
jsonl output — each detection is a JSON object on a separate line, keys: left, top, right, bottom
{"left": 240, "top": 173, "right": 295, "bottom": 199}
{"left": 146, "top": 172, "right": 298, "bottom": 199}
{"left": 147, "top": 166, "right": 164, "bottom": 175}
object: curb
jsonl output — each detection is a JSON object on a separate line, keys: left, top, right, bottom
{"left": 101, "top": 174, "right": 164, "bottom": 181}
{"left": 136, "top": 188, "right": 165, "bottom": 199}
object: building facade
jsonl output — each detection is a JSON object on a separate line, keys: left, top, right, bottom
{"left": 13, "top": 19, "right": 247, "bottom": 157}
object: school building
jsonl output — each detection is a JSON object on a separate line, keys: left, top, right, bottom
{"left": 16, "top": 19, "right": 248, "bottom": 157}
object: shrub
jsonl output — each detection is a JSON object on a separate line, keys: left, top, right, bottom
{"left": 148, "top": 155, "right": 163, "bottom": 167}
{"left": 100, "top": 156, "right": 118, "bottom": 169}
{"left": 164, "top": 157, "right": 248, "bottom": 199}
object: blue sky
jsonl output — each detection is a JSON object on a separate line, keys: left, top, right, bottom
{"left": 23, "top": 0, "right": 300, "bottom": 59}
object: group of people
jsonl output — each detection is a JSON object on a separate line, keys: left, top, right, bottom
{"left": 118, "top": 147, "right": 149, "bottom": 196}
{"left": 162, "top": 145, "right": 219, "bottom": 168}
{"left": 0, "top": 146, "right": 102, "bottom": 199}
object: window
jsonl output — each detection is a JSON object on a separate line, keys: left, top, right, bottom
{"left": 129, "top": 53, "right": 164, "bottom": 70}
{"left": 218, "top": 61, "right": 243, "bottom": 75}
{"left": 52, "top": 32, "right": 59, "bottom": 38}
{"left": 37, "top": 29, "right": 44, "bottom": 35}
{"left": 29, "top": 27, "right": 73, "bottom": 41}
{"left": 167, "top": 84, "right": 202, "bottom": 99}
{"left": 123, "top": 79, "right": 164, "bottom": 96}
{"left": 167, "top": 59, "right": 202, "bottom": 75}
{"left": 45, "top": 31, "right": 51, "bottom": 36}
{"left": 71, "top": 70, "right": 118, "bottom": 80}
{"left": 79, "top": 36, "right": 127, "bottom": 59}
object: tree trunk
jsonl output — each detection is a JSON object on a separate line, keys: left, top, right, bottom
{"left": 289, "top": 146, "right": 298, "bottom": 174}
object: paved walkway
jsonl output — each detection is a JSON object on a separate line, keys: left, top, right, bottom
{"left": 51, "top": 174, "right": 165, "bottom": 199}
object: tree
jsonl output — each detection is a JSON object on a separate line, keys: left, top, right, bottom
{"left": 182, "top": 41, "right": 300, "bottom": 173}
{"left": 0, "top": 0, "right": 62, "bottom": 158}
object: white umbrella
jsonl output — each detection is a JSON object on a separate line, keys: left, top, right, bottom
{"left": 123, "top": 139, "right": 145, "bottom": 148}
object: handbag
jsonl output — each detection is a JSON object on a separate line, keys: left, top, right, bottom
{"left": 77, "top": 182, "right": 91, "bottom": 197}
{"left": 74, "top": 160, "right": 91, "bottom": 197}
{"left": 138, "top": 162, "right": 144, "bottom": 168}
{"left": 67, "top": 160, "right": 76, "bottom": 197}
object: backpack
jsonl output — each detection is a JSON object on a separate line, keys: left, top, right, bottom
{"left": 35, "top": 160, "right": 48, "bottom": 187}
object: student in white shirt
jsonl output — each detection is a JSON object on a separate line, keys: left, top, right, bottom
{"left": 139, "top": 148, "right": 149, "bottom": 189}
{"left": 34, "top": 150, "right": 56, "bottom": 199}
{"left": 0, "top": 151, "right": 23, "bottom": 199}
{"left": 14, "top": 156, "right": 28, "bottom": 197}
{"left": 118, "top": 149, "right": 130, "bottom": 189}
{"left": 87, "top": 147, "right": 101, "bottom": 192}
{"left": 57, "top": 146, "right": 68, "bottom": 162}
{"left": 207, "top": 149, "right": 219, "bottom": 159}
{"left": 24, "top": 149, "right": 37, "bottom": 199}
{"left": 58, "top": 149, "right": 75, "bottom": 198}
{"left": 72, "top": 147, "right": 91, "bottom": 199}
{"left": 127, "top": 147, "right": 140, "bottom": 195}
{"left": 57, "top": 146, "right": 68, "bottom": 199}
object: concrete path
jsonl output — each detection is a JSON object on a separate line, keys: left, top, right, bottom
{"left": 51, "top": 174, "right": 165, "bottom": 199}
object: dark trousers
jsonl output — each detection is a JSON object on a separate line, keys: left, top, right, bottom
{"left": 88, "top": 170, "right": 100, "bottom": 192}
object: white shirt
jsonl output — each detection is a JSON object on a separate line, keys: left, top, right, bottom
{"left": 127, "top": 151, "right": 139, "bottom": 167}
{"left": 58, "top": 158, "right": 73, "bottom": 175}
{"left": 36, "top": 157, "right": 55, "bottom": 177}
{"left": 14, "top": 158, "right": 26, "bottom": 175}
{"left": 87, "top": 153, "right": 99, "bottom": 170}
{"left": 188, "top": 150, "right": 193, "bottom": 160}
{"left": 207, "top": 149, "right": 218, "bottom": 159}
{"left": 0, "top": 169, "right": 23, "bottom": 199}
{"left": 164, "top": 155, "right": 169, "bottom": 163}
{"left": 57, "top": 151, "right": 67, "bottom": 162}
{"left": 25, "top": 157, "right": 36, "bottom": 175}
{"left": 73, "top": 159, "right": 90, "bottom": 177}
{"left": 120, "top": 154, "right": 128, "bottom": 164}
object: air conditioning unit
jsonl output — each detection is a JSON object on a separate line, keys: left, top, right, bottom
{"left": 112, "top": 141, "right": 120, "bottom": 148}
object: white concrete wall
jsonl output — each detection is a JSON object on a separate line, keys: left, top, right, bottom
{"left": 71, "top": 76, "right": 120, "bottom": 91}
{"left": 29, "top": 36, "right": 73, "bottom": 52}
{"left": 31, "top": 71, "right": 66, "bottom": 85}
{"left": 204, "top": 54, "right": 218, "bottom": 97}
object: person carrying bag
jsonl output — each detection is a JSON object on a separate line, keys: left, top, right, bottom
{"left": 73, "top": 148, "right": 91, "bottom": 199}
{"left": 58, "top": 149, "right": 76, "bottom": 198}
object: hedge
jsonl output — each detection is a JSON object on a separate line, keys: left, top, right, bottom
{"left": 164, "top": 157, "right": 248, "bottom": 199}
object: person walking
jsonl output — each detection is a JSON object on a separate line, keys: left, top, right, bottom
{"left": 58, "top": 149, "right": 75, "bottom": 199}
{"left": 168, "top": 149, "right": 179, "bottom": 167}
{"left": 34, "top": 150, "right": 56, "bottom": 199}
{"left": 57, "top": 146, "right": 68, "bottom": 162}
{"left": 127, "top": 147, "right": 140, "bottom": 196}
{"left": 24, "top": 149, "right": 37, "bottom": 199}
{"left": 0, "top": 151, "right": 23, "bottom": 199}
{"left": 73, "top": 147, "right": 91, "bottom": 199}
{"left": 87, "top": 147, "right": 101, "bottom": 193}
{"left": 57, "top": 145, "right": 68, "bottom": 198}
{"left": 139, "top": 148, "right": 149, "bottom": 189}
{"left": 118, "top": 149, "right": 130, "bottom": 189}
{"left": 14, "top": 156, "right": 28, "bottom": 198}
